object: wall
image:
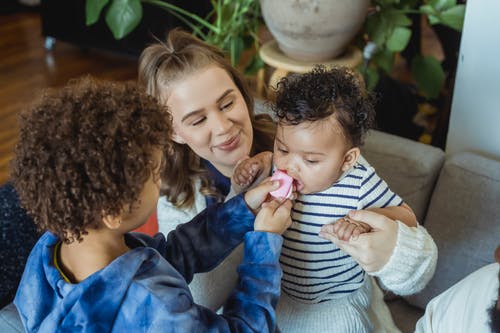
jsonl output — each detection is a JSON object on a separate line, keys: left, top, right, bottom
{"left": 446, "top": 0, "right": 500, "bottom": 160}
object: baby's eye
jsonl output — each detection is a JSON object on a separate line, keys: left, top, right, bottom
{"left": 305, "top": 159, "right": 319, "bottom": 164}
{"left": 191, "top": 117, "right": 206, "bottom": 126}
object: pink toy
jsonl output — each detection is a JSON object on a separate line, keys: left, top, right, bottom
{"left": 270, "top": 169, "right": 294, "bottom": 199}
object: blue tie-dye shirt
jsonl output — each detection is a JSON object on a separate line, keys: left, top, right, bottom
{"left": 14, "top": 194, "right": 283, "bottom": 333}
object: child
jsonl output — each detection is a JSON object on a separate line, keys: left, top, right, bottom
{"left": 11, "top": 76, "right": 293, "bottom": 333}
{"left": 232, "top": 66, "right": 417, "bottom": 332}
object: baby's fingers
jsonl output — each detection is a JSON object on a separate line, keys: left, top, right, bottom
{"left": 339, "top": 222, "right": 357, "bottom": 241}
{"left": 351, "top": 227, "right": 363, "bottom": 241}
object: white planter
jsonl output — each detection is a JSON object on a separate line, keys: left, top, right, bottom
{"left": 260, "top": 0, "right": 369, "bottom": 61}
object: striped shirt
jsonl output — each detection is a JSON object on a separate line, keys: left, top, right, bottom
{"left": 280, "top": 155, "right": 403, "bottom": 303}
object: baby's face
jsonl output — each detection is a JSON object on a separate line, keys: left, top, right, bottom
{"left": 273, "top": 117, "right": 351, "bottom": 194}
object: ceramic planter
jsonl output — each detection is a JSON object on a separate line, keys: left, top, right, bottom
{"left": 260, "top": 0, "right": 369, "bottom": 61}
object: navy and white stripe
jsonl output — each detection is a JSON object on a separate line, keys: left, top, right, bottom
{"left": 280, "top": 156, "right": 403, "bottom": 303}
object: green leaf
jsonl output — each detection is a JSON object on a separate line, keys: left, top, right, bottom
{"left": 411, "top": 55, "right": 445, "bottom": 99}
{"left": 365, "top": 15, "right": 390, "bottom": 47}
{"left": 86, "top": 0, "right": 109, "bottom": 25}
{"left": 427, "top": 14, "right": 441, "bottom": 25}
{"left": 439, "top": 5, "right": 466, "bottom": 30}
{"left": 386, "top": 26, "right": 411, "bottom": 52}
{"left": 244, "top": 54, "right": 264, "bottom": 75}
{"left": 373, "top": 49, "right": 395, "bottom": 73}
{"left": 420, "top": 4, "right": 437, "bottom": 16}
{"left": 229, "top": 36, "right": 244, "bottom": 67}
{"left": 364, "top": 66, "right": 380, "bottom": 91}
{"left": 376, "top": 0, "right": 400, "bottom": 5}
{"left": 105, "top": 0, "right": 142, "bottom": 39}
{"left": 388, "top": 11, "right": 412, "bottom": 26}
{"left": 429, "top": 0, "right": 456, "bottom": 11}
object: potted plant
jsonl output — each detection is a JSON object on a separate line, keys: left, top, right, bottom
{"left": 85, "top": 0, "right": 263, "bottom": 74}
{"left": 359, "top": 0, "right": 465, "bottom": 99}
{"left": 87, "top": 0, "right": 465, "bottom": 99}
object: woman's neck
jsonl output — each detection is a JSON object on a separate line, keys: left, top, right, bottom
{"left": 59, "top": 230, "right": 129, "bottom": 283}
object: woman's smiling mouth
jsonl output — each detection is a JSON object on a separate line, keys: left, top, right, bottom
{"left": 214, "top": 133, "right": 240, "bottom": 151}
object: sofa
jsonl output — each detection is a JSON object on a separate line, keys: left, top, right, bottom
{"left": 1, "top": 126, "right": 499, "bottom": 332}
{"left": 361, "top": 130, "right": 500, "bottom": 332}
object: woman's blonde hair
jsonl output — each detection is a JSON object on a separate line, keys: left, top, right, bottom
{"left": 138, "top": 29, "right": 275, "bottom": 208}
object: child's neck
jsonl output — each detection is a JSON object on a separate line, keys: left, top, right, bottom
{"left": 59, "top": 230, "right": 129, "bottom": 283}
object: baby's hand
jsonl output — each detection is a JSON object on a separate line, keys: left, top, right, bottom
{"left": 322, "top": 216, "right": 372, "bottom": 241}
{"left": 232, "top": 151, "right": 273, "bottom": 193}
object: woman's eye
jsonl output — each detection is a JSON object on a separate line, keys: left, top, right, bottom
{"left": 221, "top": 101, "right": 234, "bottom": 111}
{"left": 277, "top": 148, "right": 288, "bottom": 154}
{"left": 191, "top": 117, "right": 206, "bottom": 126}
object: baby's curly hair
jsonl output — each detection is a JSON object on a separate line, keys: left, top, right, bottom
{"left": 273, "top": 66, "right": 376, "bottom": 147}
{"left": 11, "top": 76, "right": 171, "bottom": 243}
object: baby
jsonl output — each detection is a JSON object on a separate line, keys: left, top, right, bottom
{"left": 232, "top": 66, "right": 417, "bottom": 332}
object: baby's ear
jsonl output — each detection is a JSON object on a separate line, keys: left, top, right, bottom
{"left": 341, "top": 147, "right": 360, "bottom": 172}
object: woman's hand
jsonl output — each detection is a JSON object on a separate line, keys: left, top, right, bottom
{"left": 254, "top": 198, "right": 293, "bottom": 234}
{"left": 319, "top": 210, "right": 398, "bottom": 272}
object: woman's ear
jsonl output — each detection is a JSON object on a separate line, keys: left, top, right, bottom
{"left": 341, "top": 147, "right": 360, "bottom": 172}
{"left": 102, "top": 214, "right": 122, "bottom": 230}
{"left": 171, "top": 131, "right": 186, "bottom": 144}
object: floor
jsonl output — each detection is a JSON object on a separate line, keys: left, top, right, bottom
{"left": 0, "top": 11, "right": 137, "bottom": 185}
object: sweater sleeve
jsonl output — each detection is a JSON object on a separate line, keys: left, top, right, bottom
{"left": 368, "top": 221, "right": 438, "bottom": 295}
{"left": 142, "top": 232, "right": 283, "bottom": 333}
{"left": 221, "top": 232, "right": 283, "bottom": 331}
{"left": 160, "top": 194, "right": 255, "bottom": 283}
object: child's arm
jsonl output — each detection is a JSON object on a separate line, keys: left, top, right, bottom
{"left": 152, "top": 179, "right": 280, "bottom": 282}
{"left": 367, "top": 202, "right": 417, "bottom": 227}
{"left": 231, "top": 151, "right": 273, "bottom": 194}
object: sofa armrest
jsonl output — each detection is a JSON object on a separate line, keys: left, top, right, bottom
{"left": 406, "top": 152, "right": 500, "bottom": 309}
{"left": 362, "top": 130, "right": 445, "bottom": 223}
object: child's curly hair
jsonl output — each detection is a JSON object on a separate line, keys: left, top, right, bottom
{"left": 11, "top": 76, "right": 171, "bottom": 243}
{"left": 273, "top": 66, "right": 376, "bottom": 147}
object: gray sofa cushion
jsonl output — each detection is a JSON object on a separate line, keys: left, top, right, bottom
{"left": 406, "top": 152, "right": 500, "bottom": 309}
{"left": 0, "top": 303, "right": 23, "bottom": 333}
{"left": 362, "top": 130, "right": 445, "bottom": 222}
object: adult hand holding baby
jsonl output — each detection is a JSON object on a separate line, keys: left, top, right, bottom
{"left": 319, "top": 210, "right": 398, "bottom": 273}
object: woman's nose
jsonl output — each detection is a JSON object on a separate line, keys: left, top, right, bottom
{"left": 211, "top": 111, "right": 232, "bottom": 135}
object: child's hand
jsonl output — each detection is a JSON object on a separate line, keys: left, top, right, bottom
{"left": 320, "top": 215, "right": 372, "bottom": 241}
{"left": 254, "top": 198, "right": 293, "bottom": 234}
{"left": 243, "top": 178, "right": 277, "bottom": 213}
{"left": 232, "top": 151, "right": 273, "bottom": 193}
{"left": 243, "top": 177, "right": 296, "bottom": 214}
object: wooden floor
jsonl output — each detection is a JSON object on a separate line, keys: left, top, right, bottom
{"left": 0, "top": 12, "right": 138, "bottom": 185}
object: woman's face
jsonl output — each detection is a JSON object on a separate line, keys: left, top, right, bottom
{"left": 165, "top": 65, "right": 253, "bottom": 177}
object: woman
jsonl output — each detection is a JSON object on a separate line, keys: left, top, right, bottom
{"left": 138, "top": 29, "right": 276, "bottom": 311}
{"left": 138, "top": 29, "right": 437, "bottom": 330}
